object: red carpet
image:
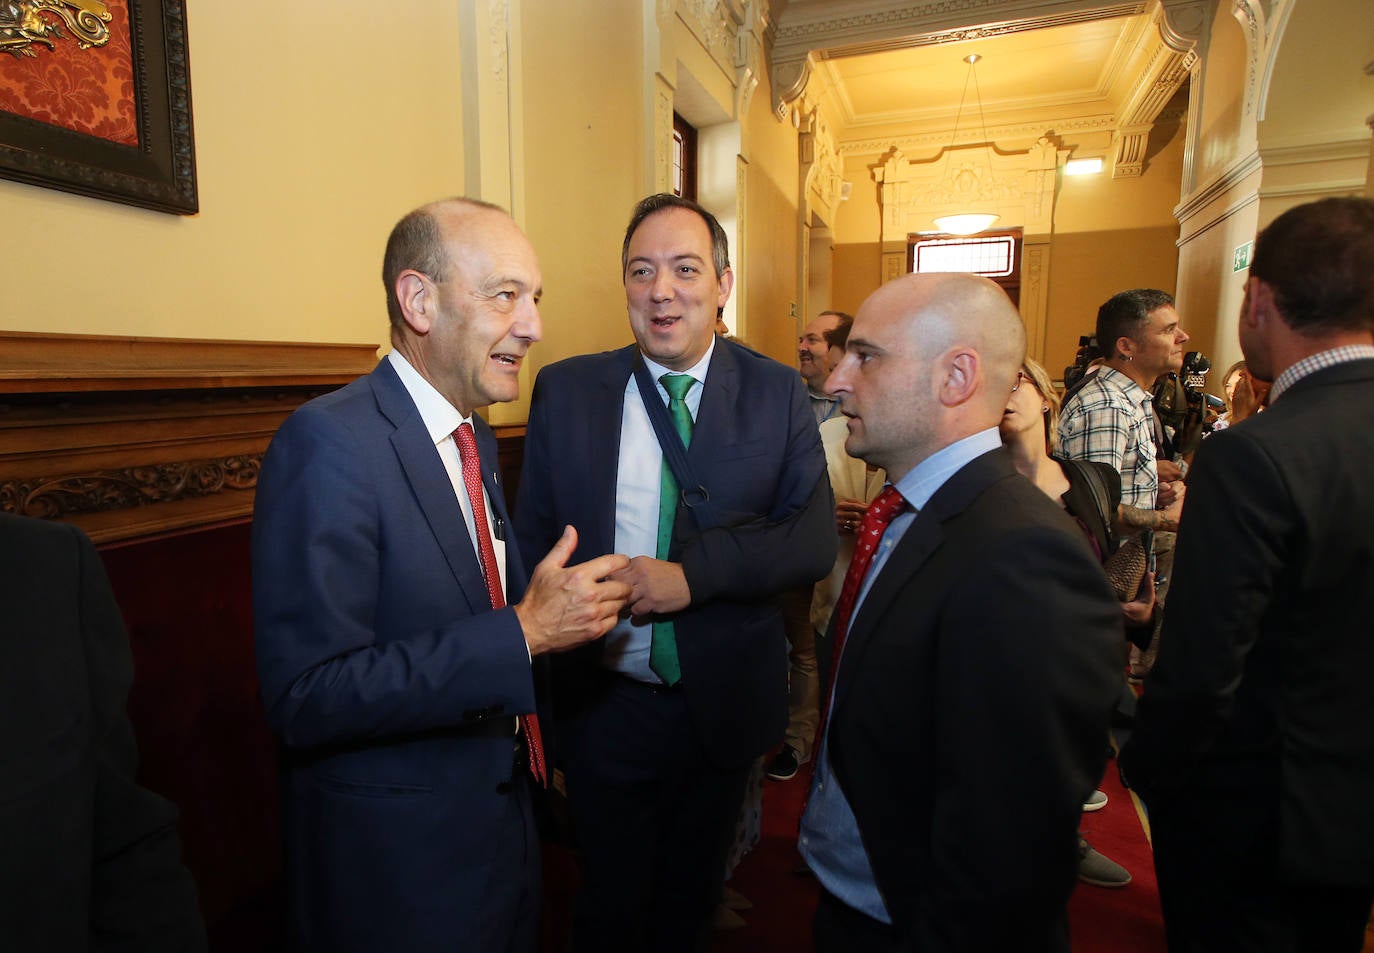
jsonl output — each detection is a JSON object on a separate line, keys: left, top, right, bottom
{"left": 710, "top": 755, "right": 1166, "bottom": 952}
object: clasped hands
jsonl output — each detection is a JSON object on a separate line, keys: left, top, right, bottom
{"left": 514, "top": 525, "right": 690, "bottom": 656}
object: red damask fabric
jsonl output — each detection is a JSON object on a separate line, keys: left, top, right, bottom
{"left": 0, "top": 0, "right": 137, "bottom": 147}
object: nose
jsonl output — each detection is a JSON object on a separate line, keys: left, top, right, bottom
{"left": 650, "top": 270, "right": 674, "bottom": 302}
{"left": 1177, "top": 326, "right": 1190, "bottom": 344}
{"left": 514, "top": 299, "right": 542, "bottom": 343}
{"left": 825, "top": 354, "right": 855, "bottom": 396}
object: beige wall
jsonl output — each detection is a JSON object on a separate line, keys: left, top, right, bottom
{"left": 519, "top": 0, "right": 645, "bottom": 384}
{"left": 740, "top": 67, "right": 801, "bottom": 363}
{"left": 1043, "top": 121, "right": 1186, "bottom": 376}
{"left": 1192, "top": 3, "right": 1251, "bottom": 190}
{"left": 3, "top": 1, "right": 468, "bottom": 349}
{"left": 829, "top": 122, "right": 1186, "bottom": 377}
{"left": 1256, "top": 0, "right": 1374, "bottom": 227}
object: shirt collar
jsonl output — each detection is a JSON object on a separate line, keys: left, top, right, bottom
{"left": 1269, "top": 345, "right": 1374, "bottom": 404}
{"left": 1095, "top": 365, "right": 1153, "bottom": 407}
{"left": 894, "top": 428, "right": 1003, "bottom": 511}
{"left": 387, "top": 350, "right": 472, "bottom": 444}
{"left": 640, "top": 334, "right": 715, "bottom": 388}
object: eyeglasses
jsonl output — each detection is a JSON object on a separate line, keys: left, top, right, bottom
{"left": 1011, "top": 370, "right": 1032, "bottom": 393}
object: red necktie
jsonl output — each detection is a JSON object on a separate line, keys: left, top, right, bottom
{"left": 817, "top": 485, "right": 908, "bottom": 738}
{"left": 453, "top": 422, "right": 546, "bottom": 786}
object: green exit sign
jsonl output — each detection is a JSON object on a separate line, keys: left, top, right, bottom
{"left": 1233, "top": 240, "right": 1254, "bottom": 273}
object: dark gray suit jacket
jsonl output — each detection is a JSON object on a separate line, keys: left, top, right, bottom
{"left": 1122, "top": 358, "right": 1374, "bottom": 887}
{"left": 820, "top": 448, "right": 1121, "bottom": 952}
{"left": 0, "top": 513, "right": 205, "bottom": 952}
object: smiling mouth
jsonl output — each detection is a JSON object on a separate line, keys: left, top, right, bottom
{"left": 651, "top": 316, "right": 679, "bottom": 329}
{"left": 491, "top": 351, "right": 522, "bottom": 367}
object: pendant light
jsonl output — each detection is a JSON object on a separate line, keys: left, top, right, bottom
{"left": 932, "top": 54, "right": 1001, "bottom": 236}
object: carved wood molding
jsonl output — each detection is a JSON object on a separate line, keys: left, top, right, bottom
{"left": 0, "top": 333, "right": 379, "bottom": 543}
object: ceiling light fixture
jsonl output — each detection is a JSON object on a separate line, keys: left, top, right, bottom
{"left": 932, "top": 53, "right": 1001, "bottom": 236}
{"left": 1064, "top": 157, "right": 1105, "bottom": 176}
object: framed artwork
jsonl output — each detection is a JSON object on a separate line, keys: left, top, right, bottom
{"left": 0, "top": 0, "right": 197, "bottom": 214}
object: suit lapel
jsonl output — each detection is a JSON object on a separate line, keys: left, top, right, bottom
{"left": 689, "top": 338, "right": 741, "bottom": 461}
{"left": 372, "top": 360, "right": 492, "bottom": 613}
{"left": 835, "top": 448, "right": 1014, "bottom": 701}
{"left": 474, "top": 415, "right": 527, "bottom": 599}
{"left": 586, "top": 347, "right": 636, "bottom": 555}
{"left": 834, "top": 508, "right": 945, "bottom": 701}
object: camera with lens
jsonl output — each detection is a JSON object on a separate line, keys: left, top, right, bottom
{"left": 1152, "top": 351, "right": 1222, "bottom": 455}
{"left": 1063, "top": 335, "right": 1103, "bottom": 394}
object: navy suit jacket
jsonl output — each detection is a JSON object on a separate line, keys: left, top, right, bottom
{"left": 253, "top": 358, "right": 538, "bottom": 951}
{"left": 515, "top": 339, "right": 835, "bottom": 768}
{"left": 819, "top": 449, "right": 1121, "bottom": 951}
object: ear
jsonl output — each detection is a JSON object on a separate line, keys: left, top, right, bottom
{"left": 1115, "top": 334, "right": 1137, "bottom": 361}
{"left": 1242, "top": 276, "right": 1276, "bottom": 331}
{"left": 396, "top": 270, "right": 434, "bottom": 335}
{"left": 938, "top": 347, "right": 980, "bottom": 407}
{"left": 715, "top": 267, "right": 735, "bottom": 309}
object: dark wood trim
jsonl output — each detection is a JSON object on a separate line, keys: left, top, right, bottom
{"left": 0, "top": 333, "right": 379, "bottom": 543}
{"left": 0, "top": 330, "right": 378, "bottom": 392}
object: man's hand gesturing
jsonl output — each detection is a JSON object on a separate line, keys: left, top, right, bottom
{"left": 515, "top": 525, "right": 632, "bottom": 656}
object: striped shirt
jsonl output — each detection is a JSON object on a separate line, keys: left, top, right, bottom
{"left": 1056, "top": 365, "right": 1159, "bottom": 509}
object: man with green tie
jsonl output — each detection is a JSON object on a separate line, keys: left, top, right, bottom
{"left": 516, "top": 193, "right": 835, "bottom": 953}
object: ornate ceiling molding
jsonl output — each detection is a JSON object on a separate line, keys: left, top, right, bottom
{"left": 839, "top": 113, "right": 1118, "bottom": 156}
{"left": 871, "top": 131, "right": 1066, "bottom": 239}
{"left": 1109, "top": 3, "right": 1197, "bottom": 177}
{"left": 768, "top": 0, "right": 1146, "bottom": 114}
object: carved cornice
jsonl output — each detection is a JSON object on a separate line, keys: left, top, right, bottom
{"left": 1173, "top": 148, "right": 1262, "bottom": 236}
{"left": 769, "top": 0, "right": 1146, "bottom": 112}
{"left": 1259, "top": 137, "right": 1373, "bottom": 167}
{"left": 774, "top": 0, "right": 1142, "bottom": 53}
{"left": 679, "top": 0, "right": 746, "bottom": 78}
{"left": 1156, "top": 0, "right": 1207, "bottom": 51}
{"left": 0, "top": 334, "right": 378, "bottom": 543}
{"left": 3, "top": 455, "right": 262, "bottom": 521}
{"left": 814, "top": 4, "right": 1144, "bottom": 59}
{"left": 840, "top": 114, "right": 1118, "bottom": 156}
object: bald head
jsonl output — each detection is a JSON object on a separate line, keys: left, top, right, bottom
{"left": 874, "top": 273, "right": 1025, "bottom": 388}
{"left": 826, "top": 273, "right": 1027, "bottom": 479}
{"left": 382, "top": 197, "right": 506, "bottom": 330}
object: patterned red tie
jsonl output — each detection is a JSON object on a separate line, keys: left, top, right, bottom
{"left": 453, "top": 422, "right": 546, "bottom": 786}
{"left": 818, "top": 484, "right": 908, "bottom": 737}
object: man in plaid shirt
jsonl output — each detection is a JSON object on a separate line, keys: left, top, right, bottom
{"left": 1058, "top": 289, "right": 1189, "bottom": 527}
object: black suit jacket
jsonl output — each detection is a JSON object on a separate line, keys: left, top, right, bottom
{"left": 1121, "top": 358, "right": 1374, "bottom": 887}
{"left": 0, "top": 513, "right": 205, "bottom": 952}
{"left": 515, "top": 339, "right": 835, "bottom": 767}
{"left": 821, "top": 448, "right": 1121, "bottom": 951}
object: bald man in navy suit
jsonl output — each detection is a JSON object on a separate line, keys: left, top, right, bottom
{"left": 254, "top": 198, "right": 630, "bottom": 952}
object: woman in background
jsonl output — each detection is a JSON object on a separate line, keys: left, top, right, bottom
{"left": 1000, "top": 357, "right": 1156, "bottom": 889}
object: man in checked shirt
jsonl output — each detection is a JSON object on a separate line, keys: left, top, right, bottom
{"left": 1057, "top": 289, "right": 1188, "bottom": 676}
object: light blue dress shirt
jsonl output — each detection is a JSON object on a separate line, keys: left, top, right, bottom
{"left": 798, "top": 427, "right": 1002, "bottom": 922}
{"left": 602, "top": 339, "right": 715, "bottom": 682}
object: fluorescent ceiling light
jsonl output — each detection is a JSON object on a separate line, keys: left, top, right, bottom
{"left": 933, "top": 213, "right": 1000, "bottom": 235}
{"left": 1064, "top": 157, "right": 1104, "bottom": 176}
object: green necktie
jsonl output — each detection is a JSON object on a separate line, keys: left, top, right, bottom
{"left": 650, "top": 372, "right": 696, "bottom": 685}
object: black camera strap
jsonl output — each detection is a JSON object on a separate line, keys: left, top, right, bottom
{"left": 632, "top": 355, "right": 722, "bottom": 532}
